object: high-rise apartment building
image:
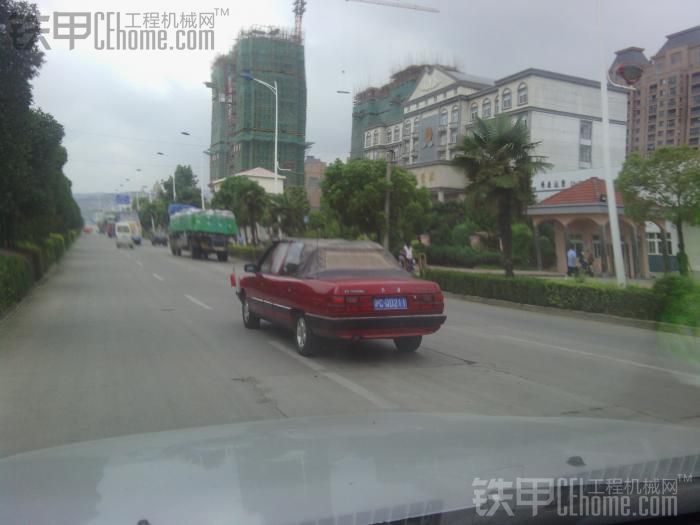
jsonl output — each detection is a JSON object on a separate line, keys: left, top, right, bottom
{"left": 208, "top": 25, "right": 307, "bottom": 188}
{"left": 610, "top": 26, "right": 700, "bottom": 155}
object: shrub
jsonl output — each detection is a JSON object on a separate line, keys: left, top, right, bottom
{"left": 423, "top": 268, "right": 661, "bottom": 321}
{"left": 653, "top": 275, "right": 700, "bottom": 328}
{"left": 450, "top": 221, "right": 477, "bottom": 247}
{"left": 0, "top": 253, "right": 33, "bottom": 315}
{"left": 228, "top": 244, "right": 267, "bottom": 262}
{"left": 426, "top": 244, "right": 501, "bottom": 268}
{"left": 512, "top": 223, "right": 534, "bottom": 266}
{"left": 15, "top": 241, "right": 45, "bottom": 280}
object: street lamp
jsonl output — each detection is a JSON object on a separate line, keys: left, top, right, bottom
{"left": 383, "top": 148, "right": 394, "bottom": 250}
{"left": 596, "top": 0, "right": 639, "bottom": 287}
{"left": 241, "top": 70, "right": 280, "bottom": 194}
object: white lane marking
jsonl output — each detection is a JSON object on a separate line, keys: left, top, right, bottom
{"left": 495, "top": 333, "right": 700, "bottom": 381}
{"left": 136, "top": 261, "right": 143, "bottom": 267}
{"left": 153, "top": 273, "right": 164, "bottom": 282}
{"left": 267, "top": 340, "right": 398, "bottom": 409}
{"left": 184, "top": 294, "right": 213, "bottom": 311}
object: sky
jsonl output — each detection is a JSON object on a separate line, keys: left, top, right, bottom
{"left": 30, "top": 0, "right": 697, "bottom": 195}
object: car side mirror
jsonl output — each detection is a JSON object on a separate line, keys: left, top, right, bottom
{"left": 244, "top": 263, "right": 259, "bottom": 273}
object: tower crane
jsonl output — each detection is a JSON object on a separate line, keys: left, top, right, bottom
{"left": 345, "top": 0, "right": 439, "bottom": 13}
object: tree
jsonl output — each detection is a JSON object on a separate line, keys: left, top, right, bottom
{"left": 321, "top": 159, "right": 431, "bottom": 248}
{"left": 210, "top": 176, "right": 268, "bottom": 244}
{"left": 616, "top": 147, "right": 700, "bottom": 276}
{"left": 161, "top": 165, "right": 202, "bottom": 208}
{"left": 453, "top": 115, "right": 550, "bottom": 277}
{"left": 0, "top": 0, "right": 45, "bottom": 246}
{"left": 268, "top": 186, "right": 311, "bottom": 237}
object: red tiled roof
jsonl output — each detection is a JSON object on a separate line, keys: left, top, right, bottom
{"left": 538, "top": 177, "right": 623, "bottom": 206}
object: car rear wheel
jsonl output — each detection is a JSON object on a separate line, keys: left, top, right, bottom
{"left": 295, "top": 315, "right": 318, "bottom": 357}
{"left": 217, "top": 252, "right": 229, "bottom": 262}
{"left": 242, "top": 297, "right": 260, "bottom": 329}
{"left": 394, "top": 336, "right": 422, "bottom": 353}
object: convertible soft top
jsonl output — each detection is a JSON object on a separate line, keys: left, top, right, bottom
{"left": 287, "top": 239, "right": 408, "bottom": 279}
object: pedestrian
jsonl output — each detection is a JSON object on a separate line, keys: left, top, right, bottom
{"left": 566, "top": 245, "right": 578, "bottom": 277}
{"left": 404, "top": 241, "right": 414, "bottom": 272}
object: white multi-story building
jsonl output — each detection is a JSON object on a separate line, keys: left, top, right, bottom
{"left": 352, "top": 66, "right": 629, "bottom": 203}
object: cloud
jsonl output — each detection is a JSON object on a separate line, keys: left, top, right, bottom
{"left": 31, "top": 0, "right": 695, "bottom": 192}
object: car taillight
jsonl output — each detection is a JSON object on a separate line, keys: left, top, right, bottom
{"left": 412, "top": 292, "right": 443, "bottom": 312}
{"left": 230, "top": 273, "right": 236, "bottom": 288}
{"left": 327, "top": 295, "right": 346, "bottom": 313}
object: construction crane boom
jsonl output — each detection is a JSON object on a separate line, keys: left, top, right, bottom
{"left": 346, "top": 0, "right": 439, "bottom": 13}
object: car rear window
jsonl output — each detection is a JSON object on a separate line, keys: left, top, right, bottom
{"left": 117, "top": 226, "right": 130, "bottom": 233}
{"left": 324, "top": 250, "right": 397, "bottom": 270}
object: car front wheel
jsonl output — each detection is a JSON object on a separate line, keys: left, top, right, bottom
{"left": 241, "top": 297, "right": 260, "bottom": 329}
{"left": 394, "top": 336, "right": 422, "bottom": 352}
{"left": 295, "top": 315, "right": 318, "bottom": 357}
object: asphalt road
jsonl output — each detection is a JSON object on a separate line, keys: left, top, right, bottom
{"left": 1, "top": 234, "right": 699, "bottom": 458}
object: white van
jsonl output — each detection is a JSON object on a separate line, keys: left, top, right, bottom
{"left": 115, "top": 222, "right": 134, "bottom": 249}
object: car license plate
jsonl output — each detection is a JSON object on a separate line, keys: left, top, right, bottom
{"left": 373, "top": 297, "right": 407, "bottom": 310}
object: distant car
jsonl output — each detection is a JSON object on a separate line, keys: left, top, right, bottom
{"left": 83, "top": 226, "right": 93, "bottom": 234}
{"left": 151, "top": 232, "right": 168, "bottom": 246}
{"left": 232, "top": 239, "right": 446, "bottom": 356}
{"left": 115, "top": 222, "right": 134, "bottom": 249}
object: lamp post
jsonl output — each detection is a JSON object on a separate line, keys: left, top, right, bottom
{"left": 241, "top": 70, "right": 279, "bottom": 194}
{"left": 597, "top": 0, "right": 629, "bottom": 287}
{"left": 383, "top": 148, "right": 394, "bottom": 250}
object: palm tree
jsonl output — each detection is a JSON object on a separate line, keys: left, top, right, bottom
{"left": 454, "top": 115, "right": 551, "bottom": 277}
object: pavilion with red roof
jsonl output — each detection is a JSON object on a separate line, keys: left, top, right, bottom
{"left": 527, "top": 177, "right": 650, "bottom": 278}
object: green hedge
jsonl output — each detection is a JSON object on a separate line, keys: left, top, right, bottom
{"left": 423, "top": 268, "right": 661, "bottom": 321}
{"left": 426, "top": 244, "right": 501, "bottom": 268}
{"left": 0, "top": 253, "right": 33, "bottom": 314}
{"left": 653, "top": 276, "right": 700, "bottom": 328}
{"left": 228, "top": 244, "right": 267, "bottom": 262}
{"left": 15, "top": 241, "right": 46, "bottom": 280}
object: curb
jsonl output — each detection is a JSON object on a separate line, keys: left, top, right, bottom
{"left": 442, "top": 291, "right": 699, "bottom": 335}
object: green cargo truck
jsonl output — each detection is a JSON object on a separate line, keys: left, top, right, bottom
{"left": 169, "top": 209, "right": 237, "bottom": 261}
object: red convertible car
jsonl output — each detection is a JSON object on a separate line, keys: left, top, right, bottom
{"left": 231, "top": 239, "right": 446, "bottom": 356}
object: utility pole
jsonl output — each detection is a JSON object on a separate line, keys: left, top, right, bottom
{"left": 383, "top": 150, "right": 393, "bottom": 250}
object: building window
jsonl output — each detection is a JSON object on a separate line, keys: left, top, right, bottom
{"left": 579, "top": 144, "right": 592, "bottom": 166}
{"left": 646, "top": 232, "right": 673, "bottom": 255}
{"left": 671, "top": 51, "right": 682, "bottom": 65}
{"left": 547, "top": 182, "right": 551, "bottom": 188}
{"left": 439, "top": 132, "right": 447, "bottom": 146}
{"left": 494, "top": 95, "right": 500, "bottom": 114}
{"left": 414, "top": 117, "right": 420, "bottom": 131}
{"left": 592, "top": 235, "right": 602, "bottom": 258}
{"left": 470, "top": 103, "right": 478, "bottom": 121}
{"left": 440, "top": 108, "right": 448, "bottom": 126}
{"left": 502, "top": 88, "right": 512, "bottom": 110}
{"left": 394, "top": 125, "right": 400, "bottom": 141}
{"left": 655, "top": 59, "right": 665, "bottom": 73}
{"left": 580, "top": 120, "right": 592, "bottom": 141}
{"left": 373, "top": 129, "right": 379, "bottom": 145}
{"left": 365, "top": 132, "right": 371, "bottom": 148}
{"left": 438, "top": 150, "right": 446, "bottom": 160}
{"left": 482, "top": 98, "right": 491, "bottom": 118}
{"left": 540, "top": 182, "right": 545, "bottom": 188}
{"left": 404, "top": 120, "right": 411, "bottom": 135}
{"left": 386, "top": 128, "right": 392, "bottom": 143}
{"left": 561, "top": 180, "right": 566, "bottom": 187}
{"left": 517, "top": 82, "right": 528, "bottom": 105}
{"left": 449, "top": 129, "right": 457, "bottom": 144}
{"left": 554, "top": 181, "right": 559, "bottom": 188}
{"left": 451, "top": 105, "right": 458, "bottom": 123}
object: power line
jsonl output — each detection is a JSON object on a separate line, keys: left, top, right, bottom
{"left": 65, "top": 128, "right": 208, "bottom": 148}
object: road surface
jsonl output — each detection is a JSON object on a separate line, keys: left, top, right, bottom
{"left": 1, "top": 235, "right": 699, "bottom": 458}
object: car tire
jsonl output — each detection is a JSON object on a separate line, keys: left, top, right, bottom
{"left": 217, "top": 252, "right": 229, "bottom": 262}
{"left": 394, "top": 336, "right": 422, "bottom": 353}
{"left": 295, "top": 315, "right": 318, "bottom": 357}
{"left": 241, "top": 297, "right": 260, "bottom": 329}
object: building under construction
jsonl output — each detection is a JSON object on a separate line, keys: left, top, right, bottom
{"left": 208, "top": 1, "right": 307, "bottom": 188}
